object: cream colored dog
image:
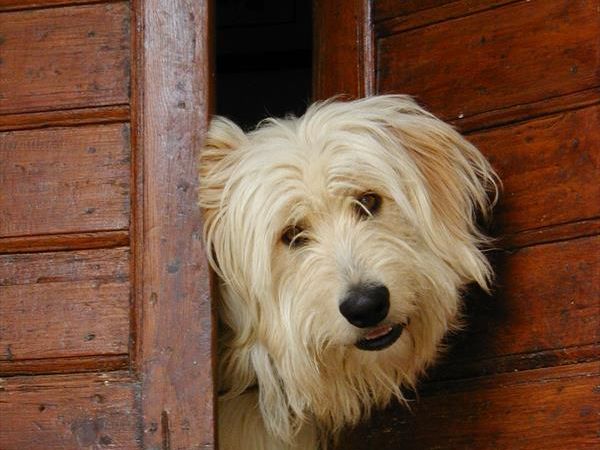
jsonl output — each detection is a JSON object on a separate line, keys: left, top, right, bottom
{"left": 199, "top": 95, "right": 497, "bottom": 450}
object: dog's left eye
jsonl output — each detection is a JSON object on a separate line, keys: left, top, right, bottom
{"left": 355, "top": 192, "right": 382, "bottom": 218}
{"left": 281, "top": 225, "right": 308, "bottom": 248}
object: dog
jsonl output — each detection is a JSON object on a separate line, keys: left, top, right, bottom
{"left": 198, "top": 95, "right": 498, "bottom": 450}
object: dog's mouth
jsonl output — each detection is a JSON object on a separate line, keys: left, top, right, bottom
{"left": 355, "top": 323, "right": 404, "bottom": 351}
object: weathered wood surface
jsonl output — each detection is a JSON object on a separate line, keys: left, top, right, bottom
{"left": 470, "top": 105, "right": 600, "bottom": 235}
{"left": 315, "top": 0, "right": 600, "bottom": 448}
{"left": 434, "top": 236, "right": 600, "bottom": 379}
{"left": 0, "top": 2, "right": 130, "bottom": 114}
{"left": 377, "top": 0, "right": 600, "bottom": 124}
{"left": 0, "top": 123, "right": 130, "bottom": 237}
{"left": 0, "top": 230, "right": 129, "bottom": 254}
{"left": 313, "top": 0, "right": 372, "bottom": 100}
{"left": 338, "top": 362, "right": 600, "bottom": 450}
{"left": 0, "top": 0, "right": 121, "bottom": 11}
{"left": 499, "top": 218, "right": 600, "bottom": 250}
{"left": 0, "top": 372, "right": 140, "bottom": 450}
{"left": 0, "top": 248, "right": 130, "bottom": 362}
{"left": 0, "top": 354, "right": 128, "bottom": 376}
{"left": 0, "top": 105, "right": 130, "bottom": 132}
{"left": 135, "top": 0, "right": 216, "bottom": 448}
{"left": 373, "top": 0, "right": 457, "bottom": 22}
{"left": 452, "top": 88, "right": 600, "bottom": 134}
{"left": 374, "top": 0, "right": 519, "bottom": 30}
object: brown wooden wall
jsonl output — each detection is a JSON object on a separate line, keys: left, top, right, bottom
{"left": 0, "top": 1, "right": 216, "bottom": 448}
{"left": 314, "top": 0, "right": 600, "bottom": 448}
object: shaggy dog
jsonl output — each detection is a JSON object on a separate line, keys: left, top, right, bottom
{"left": 198, "top": 95, "right": 497, "bottom": 450}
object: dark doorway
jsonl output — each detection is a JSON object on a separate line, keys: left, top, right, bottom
{"left": 215, "top": 0, "right": 313, "bottom": 129}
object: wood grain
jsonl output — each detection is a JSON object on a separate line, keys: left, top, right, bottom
{"left": 135, "top": 0, "right": 216, "bottom": 448}
{"left": 470, "top": 105, "right": 600, "bottom": 235}
{"left": 373, "top": 0, "right": 460, "bottom": 23}
{"left": 0, "top": 105, "right": 129, "bottom": 132}
{"left": 377, "top": 0, "right": 600, "bottom": 123}
{"left": 312, "top": 0, "right": 372, "bottom": 100}
{"left": 0, "top": 230, "right": 129, "bottom": 254}
{"left": 0, "top": 2, "right": 130, "bottom": 114}
{"left": 452, "top": 87, "right": 600, "bottom": 134}
{"left": 0, "top": 354, "right": 128, "bottom": 376}
{"left": 0, "top": 248, "right": 130, "bottom": 361}
{"left": 432, "top": 344, "right": 600, "bottom": 381}
{"left": 0, "top": 0, "right": 122, "bottom": 12}
{"left": 338, "top": 362, "right": 600, "bottom": 450}
{"left": 438, "top": 236, "right": 600, "bottom": 378}
{"left": 0, "top": 123, "right": 130, "bottom": 237}
{"left": 375, "top": 0, "right": 520, "bottom": 31}
{"left": 0, "top": 372, "right": 140, "bottom": 450}
{"left": 314, "top": 1, "right": 600, "bottom": 449}
{"left": 500, "top": 218, "right": 600, "bottom": 250}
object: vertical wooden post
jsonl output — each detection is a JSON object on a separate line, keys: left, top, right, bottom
{"left": 312, "top": 0, "right": 373, "bottom": 100}
{"left": 133, "top": 0, "right": 216, "bottom": 448}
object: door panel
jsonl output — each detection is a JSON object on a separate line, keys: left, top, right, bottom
{"left": 0, "top": 249, "right": 130, "bottom": 362}
{"left": 339, "top": 362, "right": 600, "bottom": 450}
{"left": 0, "top": 124, "right": 131, "bottom": 237}
{"left": 1, "top": 372, "right": 139, "bottom": 449}
{"left": 314, "top": 0, "right": 600, "bottom": 447}
{"left": 377, "top": 0, "right": 599, "bottom": 123}
{"left": 437, "top": 236, "right": 600, "bottom": 380}
{"left": 0, "top": 2, "right": 131, "bottom": 114}
{"left": 0, "top": 0, "right": 216, "bottom": 448}
{"left": 469, "top": 105, "right": 600, "bottom": 234}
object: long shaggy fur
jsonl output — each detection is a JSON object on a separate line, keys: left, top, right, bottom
{"left": 198, "top": 95, "right": 498, "bottom": 450}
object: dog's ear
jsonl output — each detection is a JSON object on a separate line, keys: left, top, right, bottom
{"left": 199, "top": 116, "right": 247, "bottom": 204}
{"left": 198, "top": 117, "right": 247, "bottom": 272}
{"left": 369, "top": 96, "right": 499, "bottom": 289}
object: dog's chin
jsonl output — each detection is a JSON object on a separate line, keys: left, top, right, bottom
{"left": 354, "top": 323, "right": 405, "bottom": 351}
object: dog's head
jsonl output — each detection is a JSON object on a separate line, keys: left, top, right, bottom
{"left": 199, "top": 95, "right": 497, "bottom": 438}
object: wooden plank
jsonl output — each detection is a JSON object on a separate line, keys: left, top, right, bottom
{"left": 433, "top": 344, "right": 600, "bottom": 381}
{"left": 453, "top": 87, "right": 600, "bottom": 134}
{"left": 0, "top": 123, "right": 130, "bottom": 237}
{"left": 374, "top": 0, "right": 519, "bottom": 31}
{"left": 500, "top": 218, "right": 600, "bottom": 250}
{"left": 0, "top": 2, "right": 130, "bottom": 114}
{"left": 313, "top": 0, "right": 372, "bottom": 100}
{"left": 470, "top": 105, "right": 600, "bottom": 235}
{"left": 0, "top": 230, "right": 129, "bottom": 254}
{"left": 0, "top": 0, "right": 123, "bottom": 12}
{"left": 134, "top": 0, "right": 216, "bottom": 448}
{"left": 377, "top": 0, "right": 600, "bottom": 123}
{"left": 338, "top": 362, "right": 600, "bottom": 450}
{"left": 0, "top": 372, "right": 140, "bottom": 450}
{"left": 0, "top": 105, "right": 129, "bottom": 132}
{"left": 373, "top": 0, "right": 456, "bottom": 22}
{"left": 0, "top": 354, "right": 128, "bottom": 376}
{"left": 438, "top": 236, "right": 600, "bottom": 377}
{"left": 0, "top": 248, "right": 130, "bottom": 361}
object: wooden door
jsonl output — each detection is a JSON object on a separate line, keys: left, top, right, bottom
{"left": 0, "top": 1, "right": 216, "bottom": 448}
{"left": 315, "top": 0, "right": 599, "bottom": 448}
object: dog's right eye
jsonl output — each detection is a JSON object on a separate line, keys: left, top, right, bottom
{"left": 355, "top": 192, "right": 382, "bottom": 218}
{"left": 281, "top": 225, "right": 308, "bottom": 248}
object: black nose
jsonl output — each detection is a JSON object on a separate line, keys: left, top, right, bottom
{"left": 339, "top": 284, "right": 390, "bottom": 328}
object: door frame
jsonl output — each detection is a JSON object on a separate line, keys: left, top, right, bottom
{"left": 313, "top": 0, "right": 373, "bottom": 100}
{"left": 132, "top": 0, "right": 217, "bottom": 447}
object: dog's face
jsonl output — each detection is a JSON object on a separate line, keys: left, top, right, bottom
{"left": 199, "top": 96, "right": 497, "bottom": 437}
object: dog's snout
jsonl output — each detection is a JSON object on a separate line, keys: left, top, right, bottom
{"left": 339, "top": 284, "right": 390, "bottom": 328}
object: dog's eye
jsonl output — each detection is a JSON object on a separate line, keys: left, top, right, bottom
{"left": 355, "top": 192, "right": 382, "bottom": 218}
{"left": 281, "top": 225, "right": 308, "bottom": 248}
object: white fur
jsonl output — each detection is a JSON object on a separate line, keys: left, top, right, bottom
{"left": 198, "top": 95, "right": 498, "bottom": 450}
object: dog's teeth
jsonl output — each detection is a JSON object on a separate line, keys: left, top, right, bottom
{"left": 365, "top": 326, "right": 392, "bottom": 340}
